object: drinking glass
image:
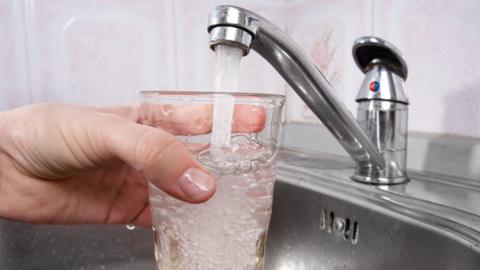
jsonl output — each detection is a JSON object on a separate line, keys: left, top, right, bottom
{"left": 139, "top": 91, "right": 285, "bottom": 270}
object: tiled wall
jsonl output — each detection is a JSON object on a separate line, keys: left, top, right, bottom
{"left": 1, "top": 0, "right": 479, "bottom": 138}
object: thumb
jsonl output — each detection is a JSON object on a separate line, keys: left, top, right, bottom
{"left": 103, "top": 115, "right": 216, "bottom": 203}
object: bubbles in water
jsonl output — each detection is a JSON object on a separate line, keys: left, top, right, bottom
{"left": 198, "top": 135, "right": 272, "bottom": 175}
{"left": 149, "top": 136, "right": 276, "bottom": 270}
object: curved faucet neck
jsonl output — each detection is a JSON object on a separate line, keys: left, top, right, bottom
{"left": 208, "top": 6, "right": 412, "bottom": 184}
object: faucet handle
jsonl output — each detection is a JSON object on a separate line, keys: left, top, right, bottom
{"left": 352, "top": 36, "right": 410, "bottom": 184}
{"left": 353, "top": 36, "right": 408, "bottom": 80}
{"left": 353, "top": 36, "right": 409, "bottom": 105}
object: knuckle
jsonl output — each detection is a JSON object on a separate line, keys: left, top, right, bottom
{"left": 190, "top": 117, "right": 212, "bottom": 134}
{"left": 135, "top": 129, "right": 178, "bottom": 168}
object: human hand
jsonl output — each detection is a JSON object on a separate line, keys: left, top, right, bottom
{"left": 0, "top": 103, "right": 265, "bottom": 227}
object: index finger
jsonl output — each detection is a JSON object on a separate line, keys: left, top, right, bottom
{"left": 139, "top": 103, "right": 266, "bottom": 136}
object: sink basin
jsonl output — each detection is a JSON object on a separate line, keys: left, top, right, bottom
{"left": 1, "top": 149, "right": 479, "bottom": 269}
{"left": 0, "top": 222, "right": 155, "bottom": 270}
{"left": 265, "top": 150, "right": 480, "bottom": 269}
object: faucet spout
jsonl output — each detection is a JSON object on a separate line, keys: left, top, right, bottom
{"left": 208, "top": 5, "right": 386, "bottom": 173}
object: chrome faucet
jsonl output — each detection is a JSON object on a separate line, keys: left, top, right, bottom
{"left": 208, "top": 6, "right": 409, "bottom": 185}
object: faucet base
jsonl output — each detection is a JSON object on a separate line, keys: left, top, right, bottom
{"left": 351, "top": 174, "right": 409, "bottom": 185}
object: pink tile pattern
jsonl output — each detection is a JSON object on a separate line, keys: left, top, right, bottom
{"left": 285, "top": 0, "right": 373, "bottom": 123}
{"left": 0, "top": 0, "right": 479, "bottom": 138}
{"left": 374, "top": 0, "right": 480, "bottom": 137}
{"left": 24, "top": 0, "right": 176, "bottom": 106}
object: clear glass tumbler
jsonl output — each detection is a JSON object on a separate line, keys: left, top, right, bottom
{"left": 139, "top": 91, "right": 285, "bottom": 270}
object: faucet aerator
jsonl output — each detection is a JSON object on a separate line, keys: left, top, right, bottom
{"left": 208, "top": 26, "right": 252, "bottom": 56}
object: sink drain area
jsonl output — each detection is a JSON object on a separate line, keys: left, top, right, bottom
{"left": 320, "top": 209, "right": 359, "bottom": 244}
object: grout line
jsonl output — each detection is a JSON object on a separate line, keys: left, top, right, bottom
{"left": 171, "top": 0, "right": 179, "bottom": 90}
{"left": 283, "top": 0, "right": 291, "bottom": 123}
{"left": 283, "top": 0, "right": 289, "bottom": 123}
{"left": 11, "top": 0, "right": 31, "bottom": 105}
{"left": 284, "top": 0, "right": 289, "bottom": 34}
{"left": 371, "top": 0, "right": 375, "bottom": 35}
{"left": 22, "top": 0, "right": 36, "bottom": 103}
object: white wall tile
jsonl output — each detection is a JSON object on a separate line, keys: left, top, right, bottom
{"left": 23, "top": 0, "right": 176, "bottom": 106}
{"left": 374, "top": 0, "right": 480, "bottom": 137}
{"left": 0, "top": 0, "right": 31, "bottom": 110}
{"left": 1, "top": 0, "right": 479, "bottom": 139}
{"left": 173, "top": 0, "right": 287, "bottom": 95}
{"left": 284, "top": 0, "right": 373, "bottom": 123}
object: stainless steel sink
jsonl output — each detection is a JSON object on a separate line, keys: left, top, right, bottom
{"left": 0, "top": 222, "right": 155, "bottom": 270}
{"left": 1, "top": 149, "right": 480, "bottom": 269}
{"left": 265, "top": 149, "right": 480, "bottom": 269}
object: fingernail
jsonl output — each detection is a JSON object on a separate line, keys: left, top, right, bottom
{"left": 178, "top": 168, "right": 215, "bottom": 198}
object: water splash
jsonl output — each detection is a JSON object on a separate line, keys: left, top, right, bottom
{"left": 126, "top": 225, "right": 136, "bottom": 230}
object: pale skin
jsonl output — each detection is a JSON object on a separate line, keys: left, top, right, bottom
{"left": 0, "top": 103, "right": 265, "bottom": 227}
